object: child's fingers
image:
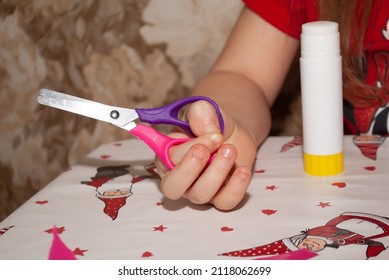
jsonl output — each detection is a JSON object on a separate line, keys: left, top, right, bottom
{"left": 211, "top": 166, "right": 252, "bottom": 210}
{"left": 168, "top": 132, "right": 223, "bottom": 166}
{"left": 154, "top": 131, "right": 223, "bottom": 183}
{"left": 160, "top": 143, "right": 211, "bottom": 200}
{"left": 185, "top": 144, "right": 237, "bottom": 204}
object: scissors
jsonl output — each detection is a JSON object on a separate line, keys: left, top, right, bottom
{"left": 37, "top": 89, "right": 224, "bottom": 170}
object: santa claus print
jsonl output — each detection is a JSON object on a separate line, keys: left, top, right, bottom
{"left": 81, "top": 165, "right": 133, "bottom": 220}
{"left": 96, "top": 186, "right": 133, "bottom": 221}
{"left": 280, "top": 136, "right": 303, "bottom": 153}
{"left": 353, "top": 135, "right": 386, "bottom": 160}
{"left": 0, "top": 225, "right": 14, "bottom": 236}
{"left": 219, "top": 212, "right": 389, "bottom": 259}
{"left": 81, "top": 163, "right": 160, "bottom": 220}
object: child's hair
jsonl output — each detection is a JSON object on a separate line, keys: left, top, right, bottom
{"left": 319, "top": 0, "right": 381, "bottom": 108}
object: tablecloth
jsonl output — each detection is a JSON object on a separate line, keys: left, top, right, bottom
{"left": 1, "top": 136, "right": 388, "bottom": 260}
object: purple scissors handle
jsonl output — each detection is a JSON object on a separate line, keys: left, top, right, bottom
{"left": 135, "top": 96, "right": 224, "bottom": 136}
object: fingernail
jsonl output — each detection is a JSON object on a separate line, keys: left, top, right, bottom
{"left": 221, "top": 146, "right": 234, "bottom": 159}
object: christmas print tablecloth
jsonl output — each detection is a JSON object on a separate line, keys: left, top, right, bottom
{"left": 1, "top": 136, "right": 388, "bottom": 260}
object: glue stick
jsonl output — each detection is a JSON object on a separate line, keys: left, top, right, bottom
{"left": 300, "top": 21, "right": 344, "bottom": 176}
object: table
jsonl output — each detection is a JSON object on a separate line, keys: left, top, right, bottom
{"left": 1, "top": 136, "right": 388, "bottom": 260}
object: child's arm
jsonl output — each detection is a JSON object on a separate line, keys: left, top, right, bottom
{"left": 156, "top": 8, "right": 300, "bottom": 210}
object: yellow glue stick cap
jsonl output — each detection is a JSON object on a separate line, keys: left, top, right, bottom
{"left": 303, "top": 152, "right": 344, "bottom": 176}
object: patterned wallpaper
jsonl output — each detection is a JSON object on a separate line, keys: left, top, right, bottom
{"left": 0, "top": 0, "right": 301, "bottom": 221}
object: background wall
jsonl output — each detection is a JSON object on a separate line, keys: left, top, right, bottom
{"left": 0, "top": 0, "right": 301, "bottom": 221}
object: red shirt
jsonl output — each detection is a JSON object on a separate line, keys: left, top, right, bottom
{"left": 243, "top": 0, "right": 318, "bottom": 39}
{"left": 244, "top": 0, "right": 389, "bottom": 135}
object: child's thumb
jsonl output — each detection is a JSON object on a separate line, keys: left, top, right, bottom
{"left": 186, "top": 100, "right": 223, "bottom": 136}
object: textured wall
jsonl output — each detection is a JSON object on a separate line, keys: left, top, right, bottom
{"left": 0, "top": 0, "right": 301, "bottom": 221}
{"left": 0, "top": 0, "right": 245, "bottom": 221}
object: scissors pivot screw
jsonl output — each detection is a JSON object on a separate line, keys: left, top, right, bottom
{"left": 110, "top": 110, "right": 120, "bottom": 120}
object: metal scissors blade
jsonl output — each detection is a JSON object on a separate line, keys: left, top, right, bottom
{"left": 38, "top": 88, "right": 224, "bottom": 170}
{"left": 37, "top": 89, "right": 139, "bottom": 130}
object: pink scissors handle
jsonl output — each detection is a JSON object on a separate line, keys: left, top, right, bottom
{"left": 130, "top": 124, "right": 190, "bottom": 170}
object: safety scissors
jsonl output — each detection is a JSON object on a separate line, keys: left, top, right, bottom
{"left": 37, "top": 89, "right": 224, "bottom": 170}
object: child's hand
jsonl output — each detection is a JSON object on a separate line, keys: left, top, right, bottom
{"left": 155, "top": 100, "right": 257, "bottom": 210}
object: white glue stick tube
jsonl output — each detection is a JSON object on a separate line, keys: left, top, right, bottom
{"left": 300, "top": 21, "right": 344, "bottom": 176}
